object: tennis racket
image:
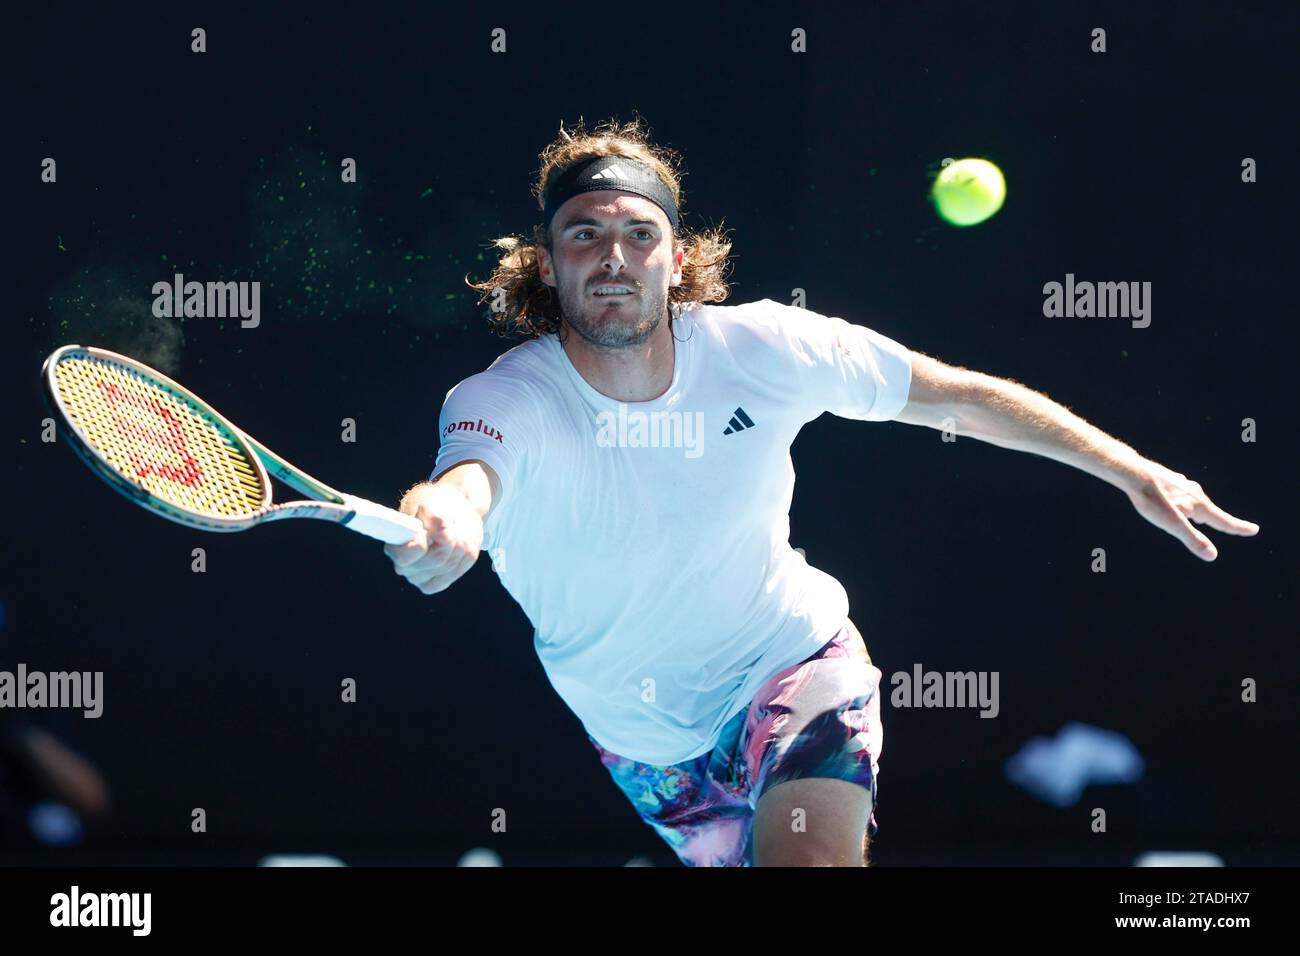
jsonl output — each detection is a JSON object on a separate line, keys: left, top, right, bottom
{"left": 42, "top": 345, "right": 424, "bottom": 545}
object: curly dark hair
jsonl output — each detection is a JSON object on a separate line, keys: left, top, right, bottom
{"left": 465, "top": 115, "right": 734, "bottom": 338}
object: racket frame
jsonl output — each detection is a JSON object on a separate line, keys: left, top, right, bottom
{"left": 42, "top": 345, "right": 420, "bottom": 543}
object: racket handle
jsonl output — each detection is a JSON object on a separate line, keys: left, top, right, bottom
{"left": 343, "top": 497, "right": 425, "bottom": 545}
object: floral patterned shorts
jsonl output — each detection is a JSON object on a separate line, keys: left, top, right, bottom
{"left": 589, "top": 619, "right": 883, "bottom": 866}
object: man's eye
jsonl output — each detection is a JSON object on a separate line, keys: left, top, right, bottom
{"left": 573, "top": 229, "right": 653, "bottom": 240}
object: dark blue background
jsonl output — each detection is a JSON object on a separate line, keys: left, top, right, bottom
{"left": 4, "top": 2, "right": 1295, "bottom": 864}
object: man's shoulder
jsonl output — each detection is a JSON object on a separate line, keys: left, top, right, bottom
{"left": 690, "top": 298, "right": 814, "bottom": 363}
{"left": 692, "top": 297, "right": 814, "bottom": 341}
{"left": 691, "top": 297, "right": 787, "bottom": 328}
{"left": 448, "top": 334, "right": 558, "bottom": 394}
{"left": 483, "top": 332, "right": 560, "bottom": 376}
{"left": 438, "top": 338, "right": 561, "bottom": 450}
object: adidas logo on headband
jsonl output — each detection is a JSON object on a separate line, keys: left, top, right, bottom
{"left": 589, "top": 164, "right": 632, "bottom": 181}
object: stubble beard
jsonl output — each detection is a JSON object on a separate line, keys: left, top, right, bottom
{"left": 557, "top": 277, "right": 670, "bottom": 350}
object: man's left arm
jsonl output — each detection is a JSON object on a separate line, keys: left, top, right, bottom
{"left": 892, "top": 351, "right": 1260, "bottom": 561}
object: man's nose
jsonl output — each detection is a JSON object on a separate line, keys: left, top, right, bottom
{"left": 600, "top": 238, "right": 627, "bottom": 272}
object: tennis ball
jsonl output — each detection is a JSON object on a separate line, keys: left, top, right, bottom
{"left": 931, "top": 158, "right": 1006, "bottom": 226}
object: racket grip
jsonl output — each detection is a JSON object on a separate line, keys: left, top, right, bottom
{"left": 343, "top": 496, "right": 425, "bottom": 545}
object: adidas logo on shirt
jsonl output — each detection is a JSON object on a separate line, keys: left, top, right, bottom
{"left": 589, "top": 164, "right": 631, "bottom": 181}
{"left": 722, "top": 407, "right": 755, "bottom": 435}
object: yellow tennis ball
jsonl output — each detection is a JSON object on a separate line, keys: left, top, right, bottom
{"left": 931, "top": 158, "right": 1006, "bottom": 226}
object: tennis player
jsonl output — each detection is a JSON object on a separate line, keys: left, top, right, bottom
{"left": 386, "top": 118, "right": 1258, "bottom": 867}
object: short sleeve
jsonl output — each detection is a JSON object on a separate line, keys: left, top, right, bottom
{"left": 751, "top": 299, "right": 913, "bottom": 422}
{"left": 431, "top": 371, "right": 538, "bottom": 513}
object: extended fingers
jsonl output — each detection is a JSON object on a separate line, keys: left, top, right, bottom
{"left": 1189, "top": 493, "right": 1260, "bottom": 536}
{"left": 1150, "top": 491, "right": 1218, "bottom": 561}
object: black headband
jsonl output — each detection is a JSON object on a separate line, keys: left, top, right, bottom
{"left": 542, "top": 156, "right": 680, "bottom": 233}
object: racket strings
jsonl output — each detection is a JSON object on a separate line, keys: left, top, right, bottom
{"left": 53, "top": 356, "right": 267, "bottom": 517}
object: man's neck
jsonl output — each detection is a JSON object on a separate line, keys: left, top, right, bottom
{"left": 561, "top": 316, "right": 676, "bottom": 403}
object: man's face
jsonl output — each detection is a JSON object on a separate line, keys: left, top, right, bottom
{"left": 538, "top": 191, "right": 683, "bottom": 349}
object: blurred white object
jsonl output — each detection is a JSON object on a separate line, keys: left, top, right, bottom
{"left": 1004, "top": 721, "right": 1145, "bottom": 807}
{"left": 257, "top": 854, "right": 347, "bottom": 867}
{"left": 457, "top": 848, "right": 503, "bottom": 867}
{"left": 1134, "top": 851, "right": 1225, "bottom": 867}
{"left": 624, "top": 855, "right": 654, "bottom": 867}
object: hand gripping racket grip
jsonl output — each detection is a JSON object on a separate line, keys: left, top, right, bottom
{"left": 343, "top": 497, "right": 426, "bottom": 545}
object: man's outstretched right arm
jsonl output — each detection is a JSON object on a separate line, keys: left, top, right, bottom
{"left": 384, "top": 460, "right": 500, "bottom": 594}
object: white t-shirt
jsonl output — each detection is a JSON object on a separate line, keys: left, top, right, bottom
{"left": 431, "top": 298, "right": 913, "bottom": 765}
